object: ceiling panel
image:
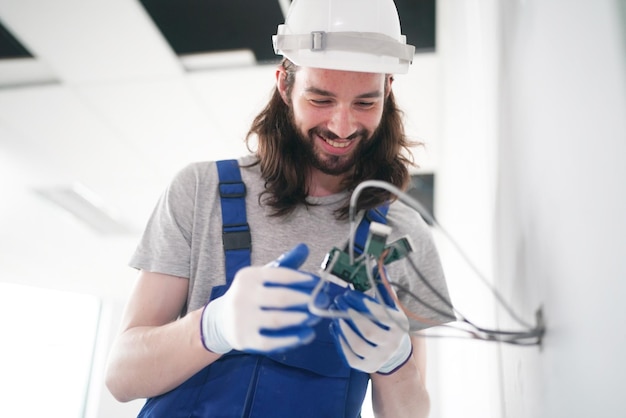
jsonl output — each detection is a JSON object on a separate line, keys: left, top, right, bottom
{"left": 0, "top": 0, "right": 183, "bottom": 84}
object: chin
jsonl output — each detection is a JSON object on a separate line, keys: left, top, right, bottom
{"left": 313, "top": 154, "right": 356, "bottom": 176}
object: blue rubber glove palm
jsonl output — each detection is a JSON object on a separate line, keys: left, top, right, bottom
{"left": 201, "top": 243, "right": 321, "bottom": 354}
{"left": 330, "top": 281, "right": 412, "bottom": 374}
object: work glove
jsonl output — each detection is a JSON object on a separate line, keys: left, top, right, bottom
{"left": 330, "top": 281, "right": 412, "bottom": 374}
{"left": 201, "top": 243, "right": 320, "bottom": 354}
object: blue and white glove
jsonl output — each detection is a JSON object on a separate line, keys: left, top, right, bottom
{"left": 201, "top": 243, "right": 320, "bottom": 354}
{"left": 330, "top": 282, "right": 412, "bottom": 374}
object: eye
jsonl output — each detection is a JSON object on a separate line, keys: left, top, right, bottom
{"left": 310, "top": 99, "right": 332, "bottom": 106}
{"left": 355, "top": 101, "right": 376, "bottom": 109}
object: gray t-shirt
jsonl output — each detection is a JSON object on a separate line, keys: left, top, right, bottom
{"left": 130, "top": 155, "right": 453, "bottom": 331}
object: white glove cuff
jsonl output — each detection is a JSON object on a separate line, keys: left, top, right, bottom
{"left": 377, "top": 333, "right": 412, "bottom": 375}
{"left": 200, "top": 298, "right": 232, "bottom": 354}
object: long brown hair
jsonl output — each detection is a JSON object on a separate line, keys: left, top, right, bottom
{"left": 245, "top": 59, "right": 418, "bottom": 219}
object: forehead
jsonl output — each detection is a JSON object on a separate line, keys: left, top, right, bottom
{"left": 294, "top": 66, "right": 386, "bottom": 96}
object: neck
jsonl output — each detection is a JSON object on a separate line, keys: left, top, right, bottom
{"left": 306, "top": 167, "right": 348, "bottom": 197}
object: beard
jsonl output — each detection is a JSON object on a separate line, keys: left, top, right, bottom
{"left": 293, "top": 124, "right": 373, "bottom": 176}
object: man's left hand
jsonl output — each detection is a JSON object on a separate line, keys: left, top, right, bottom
{"left": 330, "top": 283, "right": 412, "bottom": 374}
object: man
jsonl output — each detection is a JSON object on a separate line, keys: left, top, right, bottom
{"left": 105, "top": 0, "right": 453, "bottom": 416}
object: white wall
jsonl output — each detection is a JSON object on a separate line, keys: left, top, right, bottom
{"left": 433, "top": 1, "right": 626, "bottom": 417}
{"left": 495, "top": 1, "right": 626, "bottom": 417}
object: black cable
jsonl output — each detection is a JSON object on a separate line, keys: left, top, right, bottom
{"left": 397, "top": 257, "right": 544, "bottom": 345}
{"left": 390, "top": 281, "right": 457, "bottom": 321}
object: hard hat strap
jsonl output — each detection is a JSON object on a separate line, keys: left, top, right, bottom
{"left": 273, "top": 31, "right": 415, "bottom": 63}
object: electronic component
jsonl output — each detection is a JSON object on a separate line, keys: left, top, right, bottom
{"left": 321, "top": 222, "right": 413, "bottom": 291}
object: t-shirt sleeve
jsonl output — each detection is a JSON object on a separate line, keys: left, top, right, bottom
{"left": 386, "top": 203, "right": 456, "bottom": 332}
{"left": 129, "top": 164, "right": 198, "bottom": 278}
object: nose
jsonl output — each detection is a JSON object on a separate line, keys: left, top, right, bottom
{"left": 327, "top": 105, "right": 358, "bottom": 140}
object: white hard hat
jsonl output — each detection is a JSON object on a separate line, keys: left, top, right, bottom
{"left": 273, "top": 0, "right": 415, "bottom": 74}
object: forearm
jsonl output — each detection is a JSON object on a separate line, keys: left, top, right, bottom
{"left": 105, "top": 308, "right": 220, "bottom": 402}
{"left": 370, "top": 338, "right": 430, "bottom": 418}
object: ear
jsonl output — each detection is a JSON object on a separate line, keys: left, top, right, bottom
{"left": 276, "top": 67, "right": 289, "bottom": 104}
{"left": 385, "top": 75, "right": 394, "bottom": 99}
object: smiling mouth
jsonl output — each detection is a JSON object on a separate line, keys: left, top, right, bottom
{"left": 323, "top": 137, "right": 351, "bottom": 148}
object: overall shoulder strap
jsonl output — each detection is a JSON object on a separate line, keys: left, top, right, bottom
{"left": 216, "top": 160, "right": 388, "bottom": 283}
{"left": 216, "top": 160, "right": 251, "bottom": 287}
{"left": 353, "top": 203, "right": 390, "bottom": 255}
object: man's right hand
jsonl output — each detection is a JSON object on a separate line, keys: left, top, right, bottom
{"left": 200, "top": 244, "right": 320, "bottom": 354}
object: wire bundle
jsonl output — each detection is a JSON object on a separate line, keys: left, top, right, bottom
{"left": 334, "top": 180, "right": 546, "bottom": 346}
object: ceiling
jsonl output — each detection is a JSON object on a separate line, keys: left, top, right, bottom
{"left": 0, "top": 0, "right": 440, "bottom": 302}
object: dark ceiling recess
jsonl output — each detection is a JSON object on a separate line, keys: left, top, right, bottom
{"left": 408, "top": 173, "right": 435, "bottom": 226}
{"left": 0, "top": 19, "right": 33, "bottom": 59}
{"left": 396, "top": 0, "right": 436, "bottom": 52}
{"left": 139, "top": 0, "right": 286, "bottom": 64}
{"left": 139, "top": 0, "right": 435, "bottom": 66}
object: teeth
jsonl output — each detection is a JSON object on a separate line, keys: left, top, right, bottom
{"left": 324, "top": 138, "right": 350, "bottom": 148}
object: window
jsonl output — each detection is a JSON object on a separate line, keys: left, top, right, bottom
{"left": 0, "top": 283, "right": 101, "bottom": 418}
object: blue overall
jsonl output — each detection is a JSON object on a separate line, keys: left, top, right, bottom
{"left": 138, "top": 160, "right": 388, "bottom": 418}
